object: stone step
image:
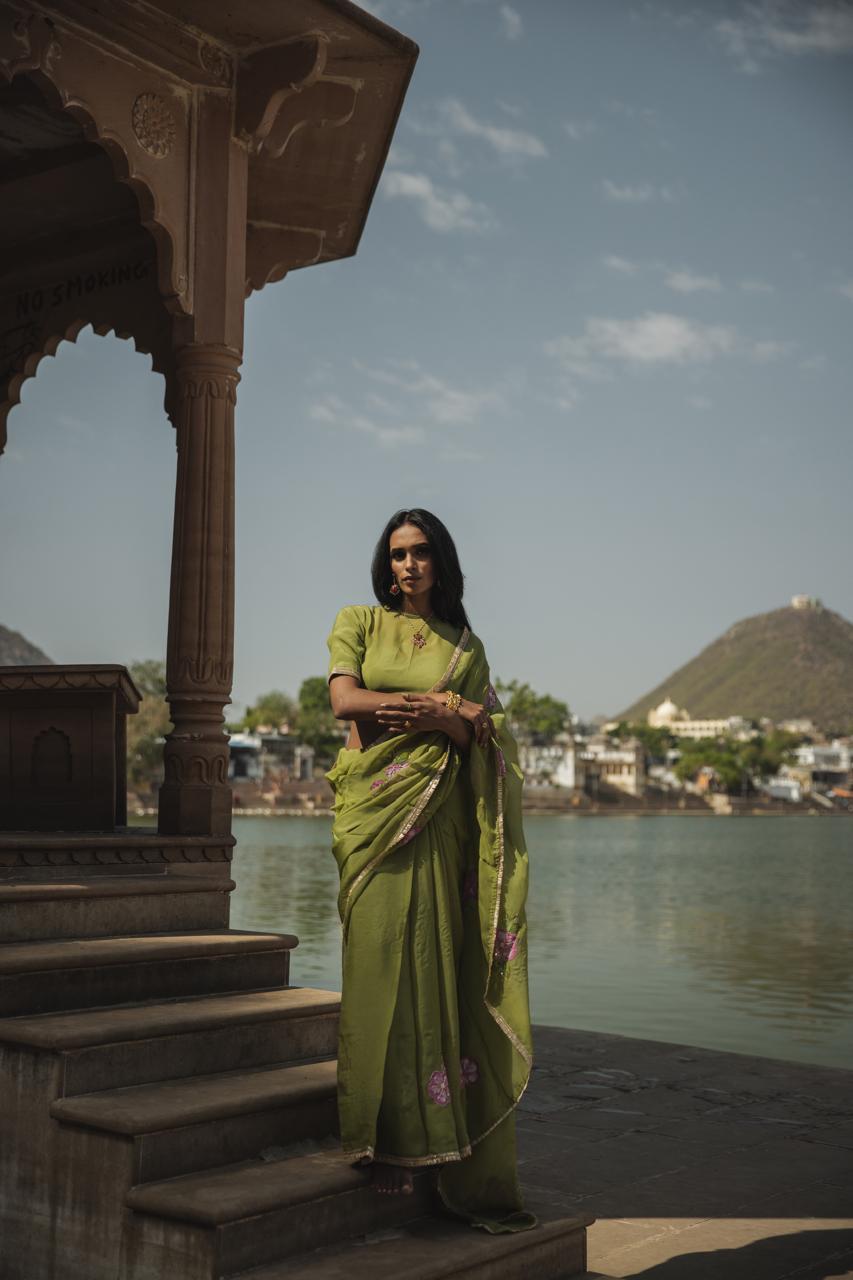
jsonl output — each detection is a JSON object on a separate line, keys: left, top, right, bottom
{"left": 124, "top": 1147, "right": 434, "bottom": 1279}
{"left": 237, "top": 1205, "right": 592, "bottom": 1280}
{"left": 52, "top": 1058, "right": 339, "bottom": 1182}
{"left": 0, "top": 874, "right": 234, "bottom": 941}
{"left": 0, "top": 986, "right": 340, "bottom": 1093}
{"left": 0, "top": 929, "right": 296, "bottom": 1016}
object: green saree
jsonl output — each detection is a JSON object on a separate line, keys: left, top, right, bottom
{"left": 326, "top": 605, "right": 535, "bottom": 1233}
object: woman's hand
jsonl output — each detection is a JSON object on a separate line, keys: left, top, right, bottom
{"left": 376, "top": 694, "right": 450, "bottom": 735}
{"left": 378, "top": 693, "right": 493, "bottom": 749}
{"left": 454, "top": 698, "right": 494, "bottom": 748}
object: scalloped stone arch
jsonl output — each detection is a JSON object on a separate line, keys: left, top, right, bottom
{"left": 0, "top": 70, "right": 180, "bottom": 450}
{"left": 3, "top": 66, "right": 180, "bottom": 315}
{"left": 1, "top": 318, "right": 173, "bottom": 454}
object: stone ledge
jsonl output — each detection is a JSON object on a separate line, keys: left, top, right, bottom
{"left": 0, "top": 929, "right": 296, "bottom": 975}
{"left": 52, "top": 1057, "right": 337, "bottom": 1137}
{"left": 0, "top": 986, "right": 338, "bottom": 1051}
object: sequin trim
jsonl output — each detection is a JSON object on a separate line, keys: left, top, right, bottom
{"left": 431, "top": 626, "right": 470, "bottom": 694}
{"left": 341, "top": 745, "right": 451, "bottom": 934}
{"left": 346, "top": 1143, "right": 471, "bottom": 1168}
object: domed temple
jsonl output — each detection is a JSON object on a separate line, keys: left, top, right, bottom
{"left": 0, "top": 4, "right": 590, "bottom": 1277}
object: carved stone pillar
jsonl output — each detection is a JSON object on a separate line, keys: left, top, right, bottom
{"left": 158, "top": 345, "right": 240, "bottom": 836}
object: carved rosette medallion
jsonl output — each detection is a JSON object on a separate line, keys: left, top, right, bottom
{"left": 199, "top": 40, "right": 232, "bottom": 84}
{"left": 131, "top": 92, "right": 176, "bottom": 158}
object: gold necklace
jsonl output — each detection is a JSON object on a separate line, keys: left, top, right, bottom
{"left": 399, "top": 611, "right": 433, "bottom": 649}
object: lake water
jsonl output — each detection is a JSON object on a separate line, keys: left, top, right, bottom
{"left": 228, "top": 814, "right": 853, "bottom": 1071}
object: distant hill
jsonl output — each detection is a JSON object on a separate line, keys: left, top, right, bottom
{"left": 618, "top": 601, "right": 853, "bottom": 731}
{"left": 0, "top": 625, "right": 52, "bottom": 666}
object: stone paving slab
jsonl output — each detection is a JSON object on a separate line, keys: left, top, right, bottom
{"left": 522, "top": 1026, "right": 853, "bottom": 1279}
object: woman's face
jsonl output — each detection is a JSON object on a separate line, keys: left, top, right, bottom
{"left": 389, "top": 523, "right": 436, "bottom": 602}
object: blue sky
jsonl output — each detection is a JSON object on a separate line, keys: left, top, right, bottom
{"left": 2, "top": 0, "right": 852, "bottom": 718}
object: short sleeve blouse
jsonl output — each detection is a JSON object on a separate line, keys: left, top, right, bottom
{"left": 326, "top": 605, "right": 372, "bottom": 684}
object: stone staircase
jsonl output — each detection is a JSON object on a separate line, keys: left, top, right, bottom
{"left": 0, "top": 872, "right": 593, "bottom": 1279}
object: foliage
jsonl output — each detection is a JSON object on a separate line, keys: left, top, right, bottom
{"left": 241, "top": 689, "right": 296, "bottom": 734}
{"left": 295, "top": 676, "right": 341, "bottom": 758}
{"left": 127, "top": 660, "right": 171, "bottom": 792}
{"left": 611, "top": 721, "right": 675, "bottom": 760}
{"left": 673, "top": 730, "right": 803, "bottom": 795}
{"left": 495, "top": 679, "right": 569, "bottom": 741}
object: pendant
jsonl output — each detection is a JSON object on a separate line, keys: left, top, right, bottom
{"left": 412, "top": 631, "right": 427, "bottom": 649}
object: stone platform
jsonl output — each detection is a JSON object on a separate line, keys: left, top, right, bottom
{"left": 521, "top": 1025, "right": 853, "bottom": 1279}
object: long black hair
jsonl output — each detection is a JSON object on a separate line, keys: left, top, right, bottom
{"left": 371, "top": 508, "right": 471, "bottom": 631}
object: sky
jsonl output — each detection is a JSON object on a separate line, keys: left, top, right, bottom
{"left": 2, "top": 0, "right": 852, "bottom": 719}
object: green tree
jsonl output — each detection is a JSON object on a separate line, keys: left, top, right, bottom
{"left": 241, "top": 689, "right": 296, "bottom": 733}
{"left": 295, "top": 676, "right": 341, "bottom": 759}
{"left": 127, "top": 660, "right": 171, "bottom": 793}
{"left": 612, "top": 721, "right": 675, "bottom": 760}
{"left": 495, "top": 680, "right": 569, "bottom": 741}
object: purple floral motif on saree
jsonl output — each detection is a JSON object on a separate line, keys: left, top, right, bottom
{"left": 495, "top": 746, "right": 507, "bottom": 778}
{"left": 399, "top": 824, "right": 422, "bottom": 846}
{"left": 460, "top": 1056, "right": 479, "bottom": 1086}
{"left": 484, "top": 683, "right": 498, "bottom": 710}
{"left": 427, "top": 1065, "right": 451, "bottom": 1106}
{"left": 494, "top": 929, "right": 519, "bottom": 965}
{"left": 462, "top": 868, "right": 478, "bottom": 905}
{"left": 369, "top": 757, "right": 410, "bottom": 792}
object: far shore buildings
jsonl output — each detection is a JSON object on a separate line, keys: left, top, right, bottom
{"left": 519, "top": 732, "right": 646, "bottom": 798}
{"left": 646, "top": 696, "right": 754, "bottom": 741}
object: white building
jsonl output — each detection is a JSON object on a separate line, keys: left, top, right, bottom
{"left": 647, "top": 697, "right": 752, "bottom": 741}
{"left": 581, "top": 736, "right": 645, "bottom": 797}
{"left": 519, "top": 735, "right": 586, "bottom": 790}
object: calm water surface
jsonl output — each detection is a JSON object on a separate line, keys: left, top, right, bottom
{"left": 229, "top": 814, "right": 853, "bottom": 1070}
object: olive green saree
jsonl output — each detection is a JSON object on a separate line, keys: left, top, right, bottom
{"left": 326, "top": 605, "right": 535, "bottom": 1233}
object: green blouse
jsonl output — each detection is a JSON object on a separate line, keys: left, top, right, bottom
{"left": 327, "top": 604, "right": 482, "bottom": 696}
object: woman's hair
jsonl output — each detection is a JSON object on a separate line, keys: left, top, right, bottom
{"left": 371, "top": 508, "right": 471, "bottom": 630}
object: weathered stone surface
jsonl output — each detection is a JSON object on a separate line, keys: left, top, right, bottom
{"left": 0, "top": 928, "right": 294, "bottom": 1014}
{"left": 524, "top": 1025, "right": 853, "bottom": 1279}
{"left": 0, "top": 873, "right": 234, "bottom": 940}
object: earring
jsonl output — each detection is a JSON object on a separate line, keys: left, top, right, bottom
{"left": 390, "top": 581, "right": 400, "bottom": 595}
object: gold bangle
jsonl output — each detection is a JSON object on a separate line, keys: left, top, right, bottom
{"left": 445, "top": 690, "right": 462, "bottom": 712}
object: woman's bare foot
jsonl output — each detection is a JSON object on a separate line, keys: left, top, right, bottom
{"left": 372, "top": 1162, "right": 414, "bottom": 1194}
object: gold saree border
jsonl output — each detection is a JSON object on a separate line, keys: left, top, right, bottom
{"left": 466, "top": 733, "right": 533, "bottom": 1151}
{"left": 345, "top": 1142, "right": 472, "bottom": 1168}
{"left": 431, "top": 625, "right": 470, "bottom": 693}
{"left": 340, "top": 744, "right": 452, "bottom": 937}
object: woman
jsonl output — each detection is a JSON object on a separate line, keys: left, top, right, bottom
{"left": 326, "top": 509, "right": 535, "bottom": 1233}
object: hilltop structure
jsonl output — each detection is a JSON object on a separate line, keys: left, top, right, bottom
{"left": 620, "top": 596, "right": 853, "bottom": 729}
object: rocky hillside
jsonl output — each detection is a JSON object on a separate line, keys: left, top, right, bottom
{"left": 619, "top": 601, "right": 853, "bottom": 730}
{"left": 0, "top": 625, "right": 52, "bottom": 666}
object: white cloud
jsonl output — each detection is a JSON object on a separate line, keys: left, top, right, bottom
{"left": 602, "top": 254, "right": 642, "bottom": 275}
{"left": 309, "top": 394, "right": 424, "bottom": 448}
{"left": 381, "top": 170, "right": 494, "bottom": 233}
{"left": 749, "top": 338, "right": 792, "bottom": 363}
{"left": 664, "top": 269, "right": 722, "bottom": 294}
{"left": 606, "top": 99, "right": 660, "bottom": 127}
{"left": 716, "top": 3, "right": 853, "bottom": 72}
{"left": 499, "top": 4, "right": 522, "bottom": 40}
{"left": 837, "top": 280, "right": 853, "bottom": 300}
{"left": 563, "top": 118, "right": 597, "bottom": 142}
{"left": 602, "top": 179, "right": 680, "bottom": 203}
{"left": 687, "top": 395, "right": 713, "bottom": 410}
{"left": 739, "top": 278, "right": 775, "bottom": 294}
{"left": 440, "top": 98, "right": 547, "bottom": 159}
{"left": 546, "top": 312, "right": 737, "bottom": 378}
{"left": 353, "top": 358, "right": 506, "bottom": 427}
